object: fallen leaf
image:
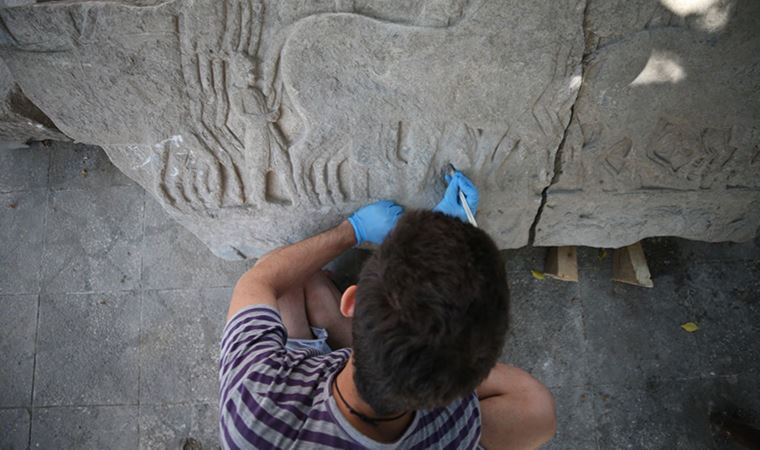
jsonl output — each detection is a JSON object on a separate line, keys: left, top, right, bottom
{"left": 681, "top": 322, "right": 699, "bottom": 333}
{"left": 598, "top": 249, "right": 608, "bottom": 261}
{"left": 531, "top": 270, "right": 545, "bottom": 281}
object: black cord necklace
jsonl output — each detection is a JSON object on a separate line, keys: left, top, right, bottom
{"left": 331, "top": 375, "right": 408, "bottom": 427}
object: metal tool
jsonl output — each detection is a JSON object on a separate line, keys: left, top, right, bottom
{"left": 447, "top": 163, "right": 478, "bottom": 227}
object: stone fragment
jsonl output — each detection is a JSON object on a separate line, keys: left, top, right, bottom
{"left": 535, "top": 0, "right": 760, "bottom": 248}
{"left": 0, "top": 59, "right": 68, "bottom": 149}
{"left": 0, "top": 0, "right": 584, "bottom": 258}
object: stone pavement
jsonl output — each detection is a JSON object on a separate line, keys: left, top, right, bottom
{"left": 1, "top": 143, "right": 759, "bottom": 449}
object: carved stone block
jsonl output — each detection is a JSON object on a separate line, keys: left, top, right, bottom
{"left": 535, "top": 0, "right": 760, "bottom": 248}
{"left": 0, "top": 0, "right": 584, "bottom": 258}
{"left": 1, "top": 0, "right": 757, "bottom": 257}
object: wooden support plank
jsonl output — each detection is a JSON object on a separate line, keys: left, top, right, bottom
{"left": 612, "top": 241, "right": 653, "bottom": 288}
{"left": 544, "top": 246, "right": 579, "bottom": 282}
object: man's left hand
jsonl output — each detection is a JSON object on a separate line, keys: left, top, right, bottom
{"left": 348, "top": 200, "right": 404, "bottom": 245}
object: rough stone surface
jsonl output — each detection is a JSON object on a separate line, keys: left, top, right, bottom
{"left": 535, "top": 0, "right": 760, "bottom": 247}
{"left": 139, "top": 287, "right": 230, "bottom": 404}
{"left": 34, "top": 291, "right": 140, "bottom": 406}
{"left": 30, "top": 406, "right": 139, "bottom": 450}
{"left": 0, "top": 408, "right": 30, "bottom": 449}
{"left": 139, "top": 403, "right": 220, "bottom": 450}
{"left": 0, "top": 294, "right": 37, "bottom": 407}
{"left": 41, "top": 185, "right": 144, "bottom": 293}
{"left": 0, "top": 189, "right": 46, "bottom": 294}
{"left": 0, "top": 59, "right": 67, "bottom": 148}
{"left": 0, "top": 0, "right": 584, "bottom": 258}
{"left": 0, "top": 0, "right": 758, "bottom": 258}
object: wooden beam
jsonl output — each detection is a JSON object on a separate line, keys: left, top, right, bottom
{"left": 612, "top": 241, "right": 653, "bottom": 288}
{"left": 544, "top": 246, "right": 579, "bottom": 282}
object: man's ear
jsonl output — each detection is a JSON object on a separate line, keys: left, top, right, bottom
{"left": 340, "top": 285, "right": 357, "bottom": 318}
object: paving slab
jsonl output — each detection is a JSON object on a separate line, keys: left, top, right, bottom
{"left": 580, "top": 266, "right": 701, "bottom": 388}
{"left": 592, "top": 374, "right": 760, "bottom": 450}
{"left": 544, "top": 385, "right": 598, "bottom": 450}
{"left": 31, "top": 405, "right": 138, "bottom": 450}
{"left": 40, "top": 185, "right": 143, "bottom": 293}
{"left": 0, "top": 294, "right": 37, "bottom": 407}
{"left": 0, "top": 142, "right": 49, "bottom": 192}
{"left": 701, "top": 372, "right": 760, "bottom": 450}
{"left": 139, "top": 287, "right": 230, "bottom": 404}
{"left": 682, "top": 260, "right": 760, "bottom": 377}
{"left": 500, "top": 271, "right": 587, "bottom": 388}
{"left": 139, "top": 403, "right": 220, "bottom": 450}
{"left": 0, "top": 189, "right": 46, "bottom": 294}
{"left": 500, "top": 246, "right": 548, "bottom": 275}
{"left": 0, "top": 408, "right": 30, "bottom": 449}
{"left": 141, "top": 197, "right": 250, "bottom": 290}
{"left": 48, "top": 142, "right": 133, "bottom": 191}
{"left": 34, "top": 291, "right": 140, "bottom": 406}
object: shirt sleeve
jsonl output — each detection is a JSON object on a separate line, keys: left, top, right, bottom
{"left": 219, "top": 305, "right": 287, "bottom": 396}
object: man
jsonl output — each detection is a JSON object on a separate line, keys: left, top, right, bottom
{"left": 220, "top": 171, "right": 556, "bottom": 449}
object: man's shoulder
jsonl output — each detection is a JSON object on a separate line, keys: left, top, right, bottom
{"left": 402, "top": 392, "right": 481, "bottom": 448}
{"left": 220, "top": 350, "right": 353, "bottom": 449}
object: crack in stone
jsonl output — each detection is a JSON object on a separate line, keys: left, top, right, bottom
{"left": 528, "top": 0, "right": 592, "bottom": 246}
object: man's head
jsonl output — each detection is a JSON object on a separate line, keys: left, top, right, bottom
{"left": 341, "top": 210, "right": 509, "bottom": 415}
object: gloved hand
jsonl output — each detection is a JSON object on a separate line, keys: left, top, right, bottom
{"left": 433, "top": 170, "right": 479, "bottom": 222}
{"left": 348, "top": 200, "right": 404, "bottom": 245}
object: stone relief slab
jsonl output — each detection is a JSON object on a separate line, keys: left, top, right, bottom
{"left": 534, "top": 0, "right": 760, "bottom": 247}
{"left": 0, "top": 0, "right": 584, "bottom": 258}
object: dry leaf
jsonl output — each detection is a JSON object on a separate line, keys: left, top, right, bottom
{"left": 680, "top": 322, "right": 699, "bottom": 333}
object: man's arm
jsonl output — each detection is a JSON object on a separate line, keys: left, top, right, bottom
{"left": 476, "top": 363, "right": 557, "bottom": 450}
{"left": 227, "top": 200, "right": 403, "bottom": 320}
{"left": 227, "top": 221, "right": 355, "bottom": 320}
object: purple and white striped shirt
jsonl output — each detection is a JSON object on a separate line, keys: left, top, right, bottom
{"left": 219, "top": 305, "right": 482, "bottom": 449}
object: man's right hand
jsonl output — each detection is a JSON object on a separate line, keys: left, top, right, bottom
{"left": 348, "top": 200, "right": 404, "bottom": 245}
{"left": 433, "top": 171, "right": 479, "bottom": 222}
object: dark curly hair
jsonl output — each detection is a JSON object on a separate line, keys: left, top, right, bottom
{"left": 351, "top": 210, "right": 510, "bottom": 415}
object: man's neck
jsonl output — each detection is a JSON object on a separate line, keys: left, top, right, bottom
{"left": 332, "top": 356, "right": 414, "bottom": 444}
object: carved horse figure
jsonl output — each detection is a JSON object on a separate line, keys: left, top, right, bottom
{"left": 279, "top": 0, "right": 579, "bottom": 206}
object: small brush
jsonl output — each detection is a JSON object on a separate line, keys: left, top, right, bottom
{"left": 446, "top": 163, "right": 478, "bottom": 227}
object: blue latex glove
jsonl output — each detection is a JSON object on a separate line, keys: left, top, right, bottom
{"left": 348, "top": 200, "right": 404, "bottom": 245}
{"left": 433, "top": 171, "right": 479, "bottom": 222}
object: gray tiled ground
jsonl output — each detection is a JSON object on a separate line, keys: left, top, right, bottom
{"left": 0, "top": 190, "right": 46, "bottom": 294}
{"left": 41, "top": 186, "right": 144, "bottom": 293}
{"left": 0, "top": 295, "right": 37, "bottom": 407}
{"left": 1, "top": 143, "right": 759, "bottom": 449}
{"left": 500, "top": 275, "right": 587, "bottom": 389}
{"left": 34, "top": 291, "right": 141, "bottom": 406}
{"left": 0, "top": 408, "right": 30, "bottom": 450}
{"left": 48, "top": 142, "right": 133, "bottom": 191}
{"left": 30, "top": 405, "right": 139, "bottom": 450}
{"left": 139, "top": 403, "right": 220, "bottom": 450}
{"left": 0, "top": 143, "right": 49, "bottom": 192}
{"left": 139, "top": 288, "right": 230, "bottom": 404}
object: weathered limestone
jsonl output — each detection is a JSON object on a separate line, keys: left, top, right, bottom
{"left": 534, "top": 0, "right": 760, "bottom": 247}
{"left": 0, "top": 0, "right": 757, "bottom": 258}
{"left": 0, "top": 0, "right": 584, "bottom": 258}
{"left": 0, "top": 60, "right": 67, "bottom": 149}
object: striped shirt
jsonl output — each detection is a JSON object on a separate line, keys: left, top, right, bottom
{"left": 219, "top": 305, "right": 482, "bottom": 449}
